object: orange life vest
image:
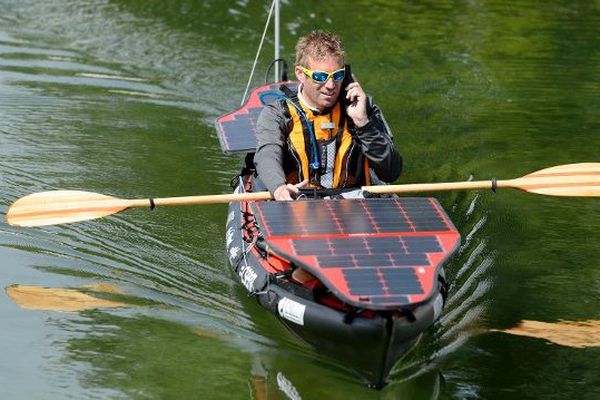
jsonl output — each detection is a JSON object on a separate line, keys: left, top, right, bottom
{"left": 282, "top": 90, "right": 371, "bottom": 188}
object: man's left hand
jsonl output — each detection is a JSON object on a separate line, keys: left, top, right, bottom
{"left": 345, "top": 82, "right": 369, "bottom": 128}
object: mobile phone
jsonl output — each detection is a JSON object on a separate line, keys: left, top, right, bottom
{"left": 342, "top": 64, "right": 355, "bottom": 105}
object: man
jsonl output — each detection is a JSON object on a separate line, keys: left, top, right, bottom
{"left": 254, "top": 30, "right": 402, "bottom": 200}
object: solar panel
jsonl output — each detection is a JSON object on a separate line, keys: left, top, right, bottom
{"left": 215, "top": 81, "right": 299, "bottom": 154}
{"left": 252, "top": 197, "right": 460, "bottom": 310}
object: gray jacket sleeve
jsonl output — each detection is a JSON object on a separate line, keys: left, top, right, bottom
{"left": 351, "top": 98, "right": 402, "bottom": 183}
{"left": 254, "top": 102, "right": 290, "bottom": 194}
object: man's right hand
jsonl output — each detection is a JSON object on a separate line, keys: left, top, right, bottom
{"left": 273, "top": 179, "right": 308, "bottom": 201}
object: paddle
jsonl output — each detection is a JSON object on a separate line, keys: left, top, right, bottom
{"left": 363, "top": 162, "right": 600, "bottom": 196}
{"left": 6, "top": 163, "right": 599, "bottom": 227}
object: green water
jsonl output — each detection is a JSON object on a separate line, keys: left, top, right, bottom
{"left": 1, "top": 0, "right": 599, "bottom": 398}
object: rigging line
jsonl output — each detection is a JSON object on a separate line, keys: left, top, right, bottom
{"left": 240, "top": 0, "right": 276, "bottom": 106}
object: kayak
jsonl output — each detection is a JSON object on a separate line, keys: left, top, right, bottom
{"left": 216, "top": 83, "right": 460, "bottom": 388}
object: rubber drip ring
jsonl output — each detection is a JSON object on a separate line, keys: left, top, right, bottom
{"left": 491, "top": 177, "right": 497, "bottom": 192}
{"left": 149, "top": 198, "right": 156, "bottom": 210}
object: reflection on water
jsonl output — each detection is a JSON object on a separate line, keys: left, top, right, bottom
{"left": 5, "top": 284, "right": 131, "bottom": 312}
{"left": 1, "top": 0, "right": 600, "bottom": 399}
{"left": 248, "top": 361, "right": 444, "bottom": 400}
{"left": 498, "top": 320, "right": 600, "bottom": 348}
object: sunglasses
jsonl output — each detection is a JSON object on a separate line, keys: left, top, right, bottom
{"left": 300, "top": 65, "right": 345, "bottom": 83}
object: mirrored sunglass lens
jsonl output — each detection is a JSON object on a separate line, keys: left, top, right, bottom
{"left": 312, "top": 72, "right": 328, "bottom": 82}
{"left": 332, "top": 70, "right": 345, "bottom": 81}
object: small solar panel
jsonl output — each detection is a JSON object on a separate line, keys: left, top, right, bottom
{"left": 253, "top": 197, "right": 460, "bottom": 310}
{"left": 215, "top": 81, "right": 299, "bottom": 154}
{"left": 344, "top": 269, "right": 386, "bottom": 295}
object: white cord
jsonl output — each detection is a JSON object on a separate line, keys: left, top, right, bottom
{"left": 240, "top": 0, "right": 276, "bottom": 106}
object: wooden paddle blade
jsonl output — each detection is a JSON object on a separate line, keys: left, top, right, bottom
{"left": 509, "top": 163, "right": 600, "bottom": 197}
{"left": 7, "top": 190, "right": 131, "bottom": 227}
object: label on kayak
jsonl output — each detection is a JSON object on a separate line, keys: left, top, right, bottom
{"left": 226, "top": 227, "right": 235, "bottom": 247}
{"left": 239, "top": 264, "right": 258, "bottom": 292}
{"left": 278, "top": 297, "right": 306, "bottom": 326}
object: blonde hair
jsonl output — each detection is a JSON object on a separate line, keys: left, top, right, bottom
{"left": 295, "top": 30, "right": 345, "bottom": 67}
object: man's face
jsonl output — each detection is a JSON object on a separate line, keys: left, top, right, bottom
{"left": 295, "top": 55, "right": 344, "bottom": 111}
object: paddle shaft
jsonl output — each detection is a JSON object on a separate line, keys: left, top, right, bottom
{"left": 148, "top": 191, "right": 272, "bottom": 207}
{"left": 144, "top": 182, "right": 495, "bottom": 205}
{"left": 363, "top": 179, "right": 499, "bottom": 194}
{"left": 156, "top": 180, "right": 499, "bottom": 204}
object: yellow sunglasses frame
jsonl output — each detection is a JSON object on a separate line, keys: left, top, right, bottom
{"left": 300, "top": 65, "right": 345, "bottom": 83}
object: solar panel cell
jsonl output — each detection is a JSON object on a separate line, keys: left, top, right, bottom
{"left": 401, "top": 199, "right": 449, "bottom": 231}
{"left": 317, "top": 255, "right": 356, "bottom": 268}
{"left": 353, "top": 254, "right": 393, "bottom": 267}
{"left": 370, "top": 296, "right": 409, "bottom": 305}
{"left": 367, "top": 237, "right": 403, "bottom": 252}
{"left": 293, "top": 239, "right": 332, "bottom": 255}
{"left": 344, "top": 269, "right": 385, "bottom": 296}
{"left": 380, "top": 269, "right": 423, "bottom": 294}
{"left": 403, "top": 237, "right": 442, "bottom": 252}
{"left": 389, "top": 253, "right": 429, "bottom": 266}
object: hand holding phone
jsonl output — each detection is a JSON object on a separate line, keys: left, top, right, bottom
{"left": 342, "top": 65, "right": 369, "bottom": 127}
